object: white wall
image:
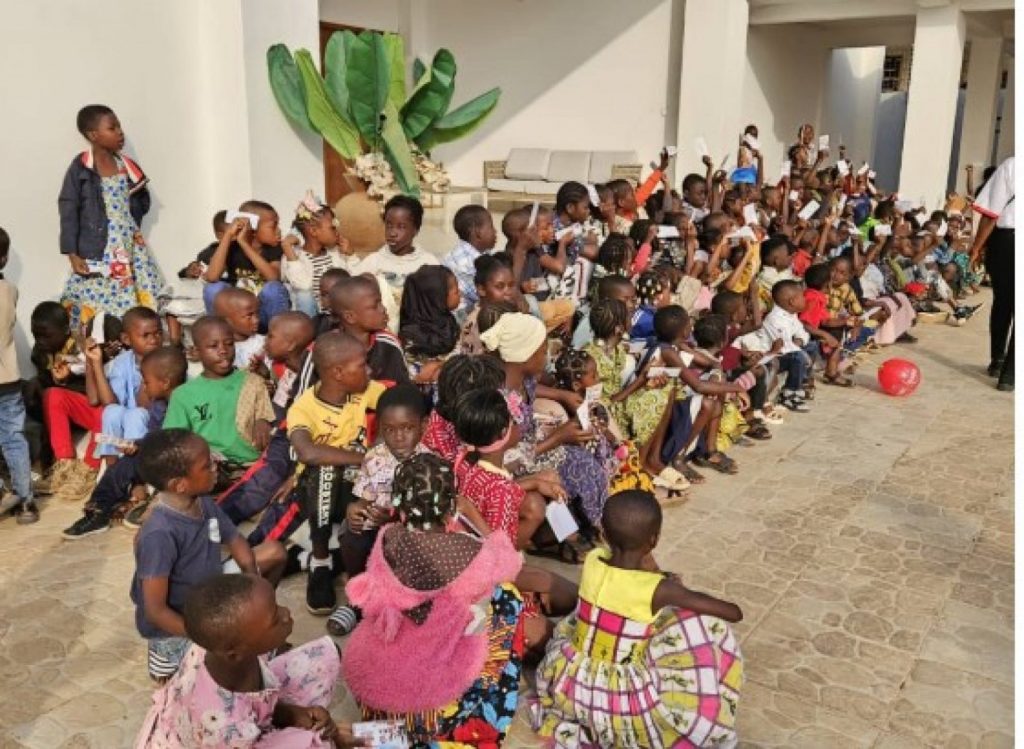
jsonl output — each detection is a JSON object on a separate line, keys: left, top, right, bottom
{"left": 821, "top": 47, "right": 885, "bottom": 168}
{"left": 741, "top": 25, "right": 830, "bottom": 177}
{"left": 0, "top": 0, "right": 323, "bottom": 375}
{"left": 320, "top": 0, "right": 677, "bottom": 186}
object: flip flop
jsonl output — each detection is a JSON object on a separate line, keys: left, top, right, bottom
{"left": 675, "top": 461, "right": 707, "bottom": 485}
{"left": 654, "top": 465, "right": 691, "bottom": 491}
{"left": 654, "top": 486, "right": 690, "bottom": 508}
{"left": 694, "top": 451, "right": 739, "bottom": 475}
{"left": 823, "top": 373, "right": 854, "bottom": 387}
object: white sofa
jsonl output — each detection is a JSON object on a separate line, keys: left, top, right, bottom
{"left": 484, "top": 148, "right": 642, "bottom": 203}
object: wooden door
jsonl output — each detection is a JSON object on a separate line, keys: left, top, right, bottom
{"left": 319, "top": 21, "right": 367, "bottom": 206}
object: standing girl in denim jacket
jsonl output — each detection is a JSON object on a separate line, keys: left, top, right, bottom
{"left": 58, "top": 105, "right": 163, "bottom": 329}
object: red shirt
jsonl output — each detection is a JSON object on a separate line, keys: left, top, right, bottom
{"left": 799, "top": 288, "right": 829, "bottom": 328}
{"left": 792, "top": 249, "right": 813, "bottom": 277}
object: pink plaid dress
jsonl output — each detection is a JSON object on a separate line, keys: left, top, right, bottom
{"left": 533, "top": 550, "right": 743, "bottom": 747}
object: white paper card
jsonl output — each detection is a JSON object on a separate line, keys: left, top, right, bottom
{"left": 818, "top": 134, "right": 830, "bottom": 151}
{"left": 726, "top": 226, "right": 757, "bottom": 241}
{"left": 528, "top": 201, "right": 539, "bottom": 228}
{"left": 546, "top": 501, "right": 579, "bottom": 542}
{"left": 781, "top": 160, "right": 792, "bottom": 178}
{"left": 353, "top": 721, "right": 409, "bottom": 748}
{"left": 837, "top": 160, "right": 850, "bottom": 176}
{"left": 874, "top": 223, "right": 892, "bottom": 237}
{"left": 937, "top": 220, "right": 948, "bottom": 236}
{"left": 657, "top": 225, "right": 680, "bottom": 239}
{"left": 648, "top": 366, "right": 681, "bottom": 378}
{"left": 788, "top": 189, "right": 800, "bottom": 202}
{"left": 744, "top": 133, "right": 760, "bottom": 151}
{"left": 798, "top": 200, "right": 820, "bottom": 221}
{"left": 694, "top": 137, "right": 709, "bottom": 158}
{"left": 915, "top": 210, "right": 929, "bottom": 224}
{"left": 225, "top": 210, "right": 259, "bottom": 230}
{"left": 555, "top": 224, "right": 582, "bottom": 241}
{"left": 666, "top": 145, "right": 678, "bottom": 157}
{"left": 719, "top": 153, "right": 730, "bottom": 170}
{"left": 586, "top": 184, "right": 600, "bottom": 207}
{"left": 895, "top": 199, "right": 914, "bottom": 213}
{"left": 868, "top": 169, "right": 877, "bottom": 179}
{"left": 628, "top": 340, "right": 647, "bottom": 355}
{"left": 857, "top": 163, "right": 870, "bottom": 176}
{"left": 742, "top": 203, "right": 759, "bottom": 226}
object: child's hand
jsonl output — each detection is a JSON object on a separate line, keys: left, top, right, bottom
{"left": 252, "top": 420, "right": 273, "bottom": 451}
{"left": 770, "top": 339, "right": 785, "bottom": 354}
{"left": 332, "top": 722, "right": 369, "bottom": 748}
{"left": 645, "top": 374, "right": 669, "bottom": 389}
{"left": 345, "top": 501, "right": 369, "bottom": 533}
{"left": 281, "top": 233, "right": 302, "bottom": 257}
{"left": 536, "top": 478, "right": 568, "bottom": 503}
{"left": 271, "top": 474, "right": 296, "bottom": 504}
{"left": 69, "top": 255, "right": 92, "bottom": 277}
{"left": 823, "top": 332, "right": 841, "bottom": 349}
{"left": 185, "top": 345, "right": 199, "bottom": 362}
{"left": 227, "top": 218, "right": 248, "bottom": 241}
{"left": 51, "top": 359, "right": 71, "bottom": 382}
{"left": 558, "top": 390, "right": 584, "bottom": 414}
{"left": 82, "top": 336, "right": 102, "bottom": 365}
{"left": 338, "top": 236, "right": 353, "bottom": 256}
{"left": 701, "top": 155, "right": 713, "bottom": 169}
{"left": 555, "top": 421, "right": 594, "bottom": 446}
{"left": 658, "top": 148, "right": 671, "bottom": 171}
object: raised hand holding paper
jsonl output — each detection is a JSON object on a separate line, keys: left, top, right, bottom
{"left": 874, "top": 223, "right": 892, "bottom": 237}
{"left": 657, "top": 225, "right": 680, "bottom": 239}
{"left": 225, "top": 209, "right": 259, "bottom": 230}
{"left": 837, "top": 160, "right": 850, "bottom": 177}
{"left": 666, "top": 145, "right": 678, "bottom": 157}
{"left": 781, "top": 160, "right": 792, "bottom": 178}
{"left": 695, "top": 137, "right": 709, "bottom": 158}
{"left": 743, "top": 133, "right": 761, "bottom": 151}
{"left": 818, "top": 134, "right": 830, "bottom": 151}
{"left": 727, "top": 226, "right": 757, "bottom": 242}
{"left": 586, "top": 184, "right": 600, "bottom": 207}
{"left": 797, "top": 200, "right": 820, "bottom": 221}
{"left": 742, "top": 203, "right": 759, "bottom": 226}
{"left": 528, "top": 201, "right": 539, "bottom": 228}
{"left": 857, "top": 162, "right": 870, "bottom": 176}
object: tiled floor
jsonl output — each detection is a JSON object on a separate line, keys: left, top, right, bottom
{"left": 0, "top": 291, "right": 1012, "bottom": 748}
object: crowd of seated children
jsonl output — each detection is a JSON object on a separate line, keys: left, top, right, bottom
{"left": 13, "top": 122, "right": 993, "bottom": 749}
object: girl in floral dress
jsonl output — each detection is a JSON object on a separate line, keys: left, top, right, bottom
{"left": 59, "top": 105, "right": 163, "bottom": 329}
{"left": 135, "top": 573, "right": 357, "bottom": 748}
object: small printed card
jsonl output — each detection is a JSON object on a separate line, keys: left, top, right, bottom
{"left": 666, "top": 145, "right": 678, "bottom": 157}
{"left": 647, "top": 366, "right": 681, "bottom": 378}
{"left": 857, "top": 162, "right": 870, "bottom": 176}
{"left": 818, "top": 134, "right": 830, "bottom": 151}
{"left": 781, "top": 160, "right": 792, "bottom": 178}
{"left": 657, "top": 225, "right": 680, "bottom": 239}
{"left": 726, "top": 225, "right": 758, "bottom": 242}
{"left": 353, "top": 721, "right": 410, "bottom": 749}
{"left": 874, "top": 223, "right": 892, "bottom": 237}
{"left": 798, "top": 200, "right": 820, "bottom": 221}
{"left": 546, "top": 501, "right": 579, "bottom": 542}
{"left": 225, "top": 209, "right": 260, "bottom": 230}
{"left": 836, "top": 159, "right": 850, "bottom": 177}
{"left": 528, "top": 201, "right": 539, "bottom": 228}
{"left": 742, "top": 203, "right": 759, "bottom": 226}
{"left": 586, "top": 184, "right": 600, "bottom": 207}
{"left": 743, "top": 133, "right": 760, "bottom": 151}
{"left": 788, "top": 189, "right": 799, "bottom": 202}
{"left": 628, "top": 340, "right": 647, "bottom": 354}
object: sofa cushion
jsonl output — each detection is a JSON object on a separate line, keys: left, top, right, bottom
{"left": 518, "top": 180, "right": 561, "bottom": 196}
{"left": 589, "top": 150, "right": 639, "bottom": 184}
{"left": 546, "top": 150, "right": 592, "bottom": 183}
{"left": 505, "top": 149, "right": 551, "bottom": 180}
{"left": 486, "top": 178, "right": 527, "bottom": 193}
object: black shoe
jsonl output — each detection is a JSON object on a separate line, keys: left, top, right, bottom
{"left": 330, "top": 547, "right": 344, "bottom": 578}
{"left": 15, "top": 500, "right": 40, "bottom": 525}
{"left": 987, "top": 359, "right": 1005, "bottom": 377}
{"left": 63, "top": 512, "right": 110, "bottom": 539}
{"left": 306, "top": 564, "right": 336, "bottom": 615}
{"left": 997, "top": 370, "right": 1014, "bottom": 392}
{"left": 123, "top": 498, "right": 153, "bottom": 529}
{"left": 896, "top": 332, "right": 918, "bottom": 344}
{"left": 283, "top": 545, "right": 307, "bottom": 578}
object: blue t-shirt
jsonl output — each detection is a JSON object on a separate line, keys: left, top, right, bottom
{"left": 630, "top": 306, "right": 656, "bottom": 343}
{"left": 106, "top": 349, "right": 142, "bottom": 408}
{"left": 130, "top": 497, "right": 238, "bottom": 639}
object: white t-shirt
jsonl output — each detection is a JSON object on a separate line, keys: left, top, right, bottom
{"left": 860, "top": 264, "right": 885, "bottom": 300}
{"left": 354, "top": 246, "right": 440, "bottom": 306}
{"left": 762, "top": 305, "right": 807, "bottom": 354}
{"left": 973, "top": 156, "right": 1015, "bottom": 229}
{"left": 234, "top": 334, "right": 266, "bottom": 369}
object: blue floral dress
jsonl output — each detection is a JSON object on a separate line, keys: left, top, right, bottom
{"left": 61, "top": 171, "right": 164, "bottom": 328}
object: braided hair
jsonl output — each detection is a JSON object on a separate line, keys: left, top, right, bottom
{"left": 453, "top": 388, "right": 511, "bottom": 465}
{"left": 391, "top": 452, "right": 456, "bottom": 531}
{"left": 554, "top": 348, "right": 592, "bottom": 392}
{"left": 636, "top": 269, "right": 666, "bottom": 306}
{"left": 555, "top": 181, "right": 590, "bottom": 215}
{"left": 436, "top": 354, "right": 505, "bottom": 422}
{"left": 589, "top": 297, "right": 629, "bottom": 340}
{"left": 597, "top": 233, "right": 632, "bottom": 275}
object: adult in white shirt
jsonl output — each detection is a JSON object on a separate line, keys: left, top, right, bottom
{"left": 354, "top": 195, "right": 439, "bottom": 312}
{"left": 969, "top": 156, "right": 1015, "bottom": 390}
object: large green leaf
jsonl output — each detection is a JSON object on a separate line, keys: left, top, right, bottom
{"left": 416, "top": 87, "right": 500, "bottom": 151}
{"left": 400, "top": 49, "right": 456, "bottom": 140}
{"left": 346, "top": 31, "right": 390, "bottom": 145}
{"left": 324, "top": 30, "right": 356, "bottom": 119}
{"left": 381, "top": 101, "right": 420, "bottom": 197}
{"left": 381, "top": 33, "right": 406, "bottom": 110}
{"left": 294, "top": 49, "right": 361, "bottom": 159}
{"left": 267, "top": 44, "right": 314, "bottom": 133}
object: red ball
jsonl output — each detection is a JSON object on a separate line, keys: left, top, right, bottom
{"left": 877, "top": 358, "right": 921, "bottom": 396}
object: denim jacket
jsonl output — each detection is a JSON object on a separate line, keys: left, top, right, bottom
{"left": 57, "top": 151, "right": 150, "bottom": 260}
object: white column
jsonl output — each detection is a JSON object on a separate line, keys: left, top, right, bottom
{"left": 996, "top": 56, "right": 1014, "bottom": 163}
{"left": 676, "top": 0, "right": 749, "bottom": 173}
{"left": 956, "top": 36, "right": 1004, "bottom": 192}
{"left": 898, "top": 2, "right": 966, "bottom": 207}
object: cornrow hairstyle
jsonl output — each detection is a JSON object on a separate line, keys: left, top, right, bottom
{"left": 384, "top": 194, "right": 424, "bottom": 229}
{"left": 589, "top": 297, "right": 629, "bottom": 340}
{"left": 597, "top": 233, "right": 632, "bottom": 275}
{"left": 554, "top": 348, "right": 592, "bottom": 391}
{"left": 137, "top": 428, "right": 206, "bottom": 491}
{"left": 555, "top": 181, "right": 590, "bottom": 214}
{"left": 76, "top": 104, "right": 114, "bottom": 135}
{"left": 473, "top": 253, "right": 512, "bottom": 287}
{"left": 436, "top": 354, "right": 505, "bottom": 422}
{"left": 693, "top": 313, "right": 728, "bottom": 350}
{"left": 636, "top": 269, "right": 665, "bottom": 306}
{"left": 391, "top": 452, "right": 456, "bottom": 531}
{"left": 476, "top": 299, "right": 518, "bottom": 335}
{"left": 453, "top": 388, "right": 511, "bottom": 465}
{"left": 292, "top": 199, "right": 332, "bottom": 234}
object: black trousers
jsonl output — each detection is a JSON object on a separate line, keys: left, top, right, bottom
{"left": 986, "top": 228, "right": 1015, "bottom": 366}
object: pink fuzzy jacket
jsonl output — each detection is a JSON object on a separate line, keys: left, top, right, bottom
{"left": 341, "top": 528, "right": 522, "bottom": 712}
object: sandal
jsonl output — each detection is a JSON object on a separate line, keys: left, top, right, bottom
{"left": 746, "top": 424, "right": 772, "bottom": 440}
{"left": 694, "top": 451, "right": 739, "bottom": 475}
{"left": 326, "top": 605, "right": 360, "bottom": 637}
{"left": 754, "top": 408, "right": 785, "bottom": 426}
{"left": 823, "top": 373, "right": 854, "bottom": 387}
{"left": 778, "top": 394, "right": 810, "bottom": 413}
{"left": 654, "top": 486, "right": 689, "bottom": 508}
{"left": 653, "top": 466, "right": 690, "bottom": 491}
{"left": 675, "top": 461, "right": 706, "bottom": 485}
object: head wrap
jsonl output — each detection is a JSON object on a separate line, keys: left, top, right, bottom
{"left": 479, "top": 312, "right": 546, "bottom": 364}
{"left": 399, "top": 266, "right": 459, "bottom": 358}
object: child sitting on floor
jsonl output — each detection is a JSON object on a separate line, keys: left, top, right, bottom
{"left": 326, "top": 383, "right": 433, "bottom": 637}
{"left": 162, "top": 316, "right": 280, "bottom": 523}
{"left": 342, "top": 453, "right": 526, "bottom": 747}
{"left": 84, "top": 306, "right": 163, "bottom": 465}
{"left": 287, "top": 331, "right": 387, "bottom": 616}
{"left": 281, "top": 192, "right": 353, "bottom": 317}
{"left": 330, "top": 275, "right": 410, "bottom": 384}
{"left": 630, "top": 269, "right": 673, "bottom": 343}
{"left": 800, "top": 263, "right": 851, "bottom": 387}
{"left": 763, "top": 280, "right": 814, "bottom": 412}
{"left": 212, "top": 287, "right": 266, "bottom": 370}
{"left": 442, "top": 204, "right": 498, "bottom": 321}
{"left": 460, "top": 254, "right": 522, "bottom": 355}
{"left": 201, "top": 202, "right": 290, "bottom": 331}
{"left": 63, "top": 346, "right": 187, "bottom": 538}
{"left": 534, "top": 489, "right": 743, "bottom": 749}
{"left": 311, "top": 267, "right": 349, "bottom": 337}
{"left": 355, "top": 195, "right": 439, "bottom": 309}
{"left": 135, "top": 573, "right": 356, "bottom": 748}
{"left": 130, "top": 429, "right": 285, "bottom": 681}
{"left": 423, "top": 353, "right": 506, "bottom": 462}
{"left": 399, "top": 264, "right": 461, "bottom": 375}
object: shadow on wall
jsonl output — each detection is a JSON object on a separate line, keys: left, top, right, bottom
{"left": 421, "top": 0, "right": 672, "bottom": 164}
{"left": 872, "top": 92, "right": 907, "bottom": 193}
